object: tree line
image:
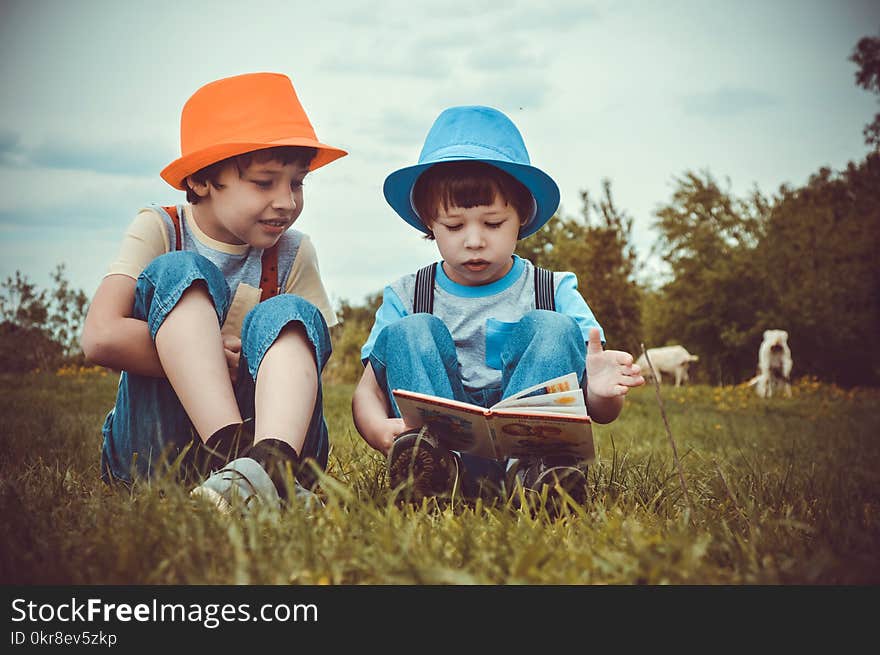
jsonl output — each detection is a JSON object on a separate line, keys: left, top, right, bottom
{"left": 0, "top": 265, "right": 89, "bottom": 373}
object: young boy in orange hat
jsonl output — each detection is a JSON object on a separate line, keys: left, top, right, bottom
{"left": 82, "top": 72, "right": 346, "bottom": 511}
{"left": 352, "top": 105, "right": 644, "bottom": 508}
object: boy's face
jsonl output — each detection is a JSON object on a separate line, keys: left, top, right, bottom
{"left": 429, "top": 192, "right": 521, "bottom": 286}
{"left": 191, "top": 158, "right": 309, "bottom": 248}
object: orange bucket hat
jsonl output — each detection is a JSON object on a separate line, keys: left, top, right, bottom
{"left": 160, "top": 72, "right": 347, "bottom": 190}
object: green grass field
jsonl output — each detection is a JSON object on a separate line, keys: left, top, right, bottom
{"left": 1, "top": 369, "right": 878, "bottom": 584}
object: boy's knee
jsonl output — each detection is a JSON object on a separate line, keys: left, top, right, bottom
{"left": 136, "top": 251, "right": 229, "bottom": 335}
{"left": 143, "top": 251, "right": 222, "bottom": 284}
{"left": 243, "top": 294, "right": 326, "bottom": 339}
{"left": 380, "top": 313, "right": 451, "bottom": 352}
{"left": 395, "top": 313, "right": 448, "bottom": 336}
{"left": 260, "top": 292, "right": 321, "bottom": 317}
{"left": 518, "top": 310, "right": 580, "bottom": 340}
{"left": 241, "top": 294, "right": 330, "bottom": 375}
{"left": 139, "top": 251, "right": 227, "bottom": 306}
{"left": 503, "top": 310, "right": 584, "bottom": 365}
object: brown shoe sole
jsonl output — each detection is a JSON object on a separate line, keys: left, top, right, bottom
{"left": 388, "top": 431, "right": 458, "bottom": 503}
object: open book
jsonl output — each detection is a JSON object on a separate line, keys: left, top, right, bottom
{"left": 392, "top": 372, "right": 594, "bottom": 462}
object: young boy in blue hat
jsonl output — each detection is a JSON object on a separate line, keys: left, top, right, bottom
{"left": 81, "top": 72, "right": 347, "bottom": 512}
{"left": 352, "top": 105, "right": 645, "bottom": 506}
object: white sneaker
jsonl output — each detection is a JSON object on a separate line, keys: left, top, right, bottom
{"left": 191, "top": 457, "right": 281, "bottom": 514}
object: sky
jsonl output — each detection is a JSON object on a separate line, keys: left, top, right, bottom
{"left": 0, "top": 0, "right": 878, "bottom": 310}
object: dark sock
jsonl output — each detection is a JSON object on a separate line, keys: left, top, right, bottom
{"left": 244, "top": 439, "right": 304, "bottom": 501}
{"left": 191, "top": 419, "right": 255, "bottom": 478}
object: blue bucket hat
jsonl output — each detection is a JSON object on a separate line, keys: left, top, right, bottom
{"left": 383, "top": 105, "right": 560, "bottom": 239}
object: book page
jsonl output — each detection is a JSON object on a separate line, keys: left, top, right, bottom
{"left": 393, "top": 390, "right": 498, "bottom": 459}
{"left": 489, "top": 411, "right": 595, "bottom": 461}
{"left": 492, "top": 389, "right": 586, "bottom": 414}
{"left": 493, "top": 372, "right": 582, "bottom": 409}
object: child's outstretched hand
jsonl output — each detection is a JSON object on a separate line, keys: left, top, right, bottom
{"left": 585, "top": 328, "right": 645, "bottom": 398}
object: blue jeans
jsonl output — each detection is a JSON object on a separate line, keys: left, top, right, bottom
{"left": 100, "top": 251, "right": 332, "bottom": 483}
{"left": 368, "top": 311, "right": 587, "bottom": 495}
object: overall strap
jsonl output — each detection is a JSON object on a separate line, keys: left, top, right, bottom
{"left": 533, "top": 266, "right": 556, "bottom": 311}
{"left": 413, "top": 262, "right": 555, "bottom": 312}
{"left": 164, "top": 205, "right": 182, "bottom": 251}
{"left": 413, "top": 263, "right": 438, "bottom": 314}
{"left": 260, "top": 246, "right": 280, "bottom": 301}
{"left": 162, "top": 205, "right": 280, "bottom": 301}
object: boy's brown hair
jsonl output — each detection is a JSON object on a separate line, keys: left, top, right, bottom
{"left": 185, "top": 145, "right": 317, "bottom": 204}
{"left": 412, "top": 161, "right": 535, "bottom": 239}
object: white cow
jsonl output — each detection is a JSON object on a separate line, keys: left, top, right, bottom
{"left": 747, "top": 329, "right": 793, "bottom": 398}
{"left": 635, "top": 345, "right": 699, "bottom": 387}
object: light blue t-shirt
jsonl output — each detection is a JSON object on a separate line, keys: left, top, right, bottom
{"left": 361, "top": 255, "right": 604, "bottom": 390}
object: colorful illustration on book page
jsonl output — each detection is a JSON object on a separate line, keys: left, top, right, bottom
{"left": 495, "top": 418, "right": 594, "bottom": 460}
{"left": 544, "top": 379, "right": 574, "bottom": 394}
{"left": 418, "top": 409, "right": 477, "bottom": 451}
